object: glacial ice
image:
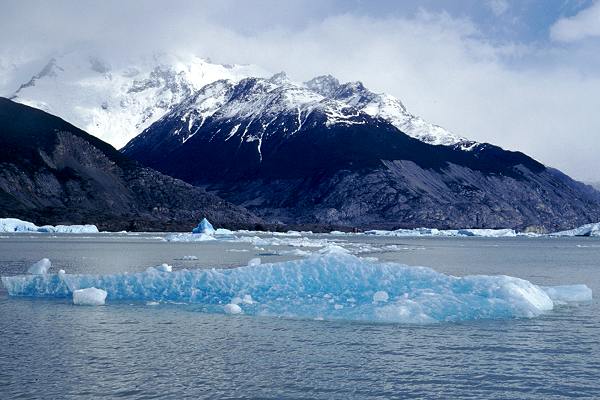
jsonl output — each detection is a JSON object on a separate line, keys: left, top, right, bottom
{"left": 1, "top": 252, "right": 592, "bottom": 324}
{"left": 27, "top": 258, "right": 52, "bottom": 275}
{"left": 72, "top": 287, "right": 107, "bottom": 306}
{"left": 551, "top": 222, "right": 600, "bottom": 237}
{"left": 0, "top": 218, "right": 99, "bottom": 233}
{"left": 247, "top": 258, "right": 261, "bottom": 266}
{"left": 365, "top": 228, "right": 518, "bottom": 237}
{"left": 541, "top": 285, "right": 593, "bottom": 303}
{"left": 192, "top": 218, "right": 215, "bottom": 234}
{"left": 224, "top": 303, "right": 243, "bottom": 314}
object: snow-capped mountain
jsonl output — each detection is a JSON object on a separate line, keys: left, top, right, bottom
{"left": 122, "top": 73, "right": 600, "bottom": 231}
{"left": 5, "top": 52, "right": 269, "bottom": 148}
{"left": 6, "top": 51, "right": 473, "bottom": 150}
{"left": 123, "top": 71, "right": 472, "bottom": 157}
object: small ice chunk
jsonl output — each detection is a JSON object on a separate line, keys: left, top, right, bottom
{"left": 157, "top": 263, "right": 173, "bottom": 272}
{"left": 373, "top": 291, "right": 389, "bottom": 303}
{"left": 28, "top": 258, "right": 51, "bottom": 274}
{"left": 230, "top": 296, "right": 243, "bottom": 305}
{"left": 73, "top": 287, "right": 107, "bottom": 306}
{"left": 146, "top": 301, "right": 159, "bottom": 306}
{"left": 58, "top": 269, "right": 66, "bottom": 275}
{"left": 542, "top": 285, "right": 593, "bottom": 302}
{"left": 334, "top": 304, "right": 344, "bottom": 310}
{"left": 181, "top": 255, "right": 198, "bottom": 260}
{"left": 248, "top": 258, "right": 261, "bottom": 266}
{"left": 242, "top": 294, "right": 254, "bottom": 304}
{"left": 224, "top": 303, "right": 242, "bottom": 314}
{"left": 318, "top": 245, "right": 350, "bottom": 255}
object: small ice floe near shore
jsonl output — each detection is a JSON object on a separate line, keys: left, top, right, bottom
{"left": 365, "top": 227, "right": 520, "bottom": 238}
{"left": 73, "top": 288, "right": 107, "bottom": 306}
{"left": 2, "top": 248, "right": 592, "bottom": 324}
{"left": 551, "top": 222, "right": 600, "bottom": 237}
{"left": 0, "top": 218, "right": 99, "bottom": 233}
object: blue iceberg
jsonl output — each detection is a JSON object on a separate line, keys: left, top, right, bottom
{"left": 191, "top": 218, "right": 215, "bottom": 234}
{"left": 1, "top": 251, "right": 591, "bottom": 324}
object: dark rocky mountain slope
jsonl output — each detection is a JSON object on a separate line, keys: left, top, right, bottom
{"left": 122, "top": 74, "right": 600, "bottom": 232}
{"left": 0, "top": 97, "right": 262, "bottom": 231}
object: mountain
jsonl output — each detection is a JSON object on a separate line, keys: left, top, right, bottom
{"left": 4, "top": 52, "right": 268, "bottom": 148}
{"left": 123, "top": 73, "right": 600, "bottom": 231}
{"left": 0, "top": 97, "right": 262, "bottom": 231}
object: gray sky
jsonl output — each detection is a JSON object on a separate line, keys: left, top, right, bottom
{"left": 1, "top": 0, "right": 599, "bottom": 181}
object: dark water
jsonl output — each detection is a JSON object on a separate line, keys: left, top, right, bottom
{"left": 1, "top": 233, "right": 599, "bottom": 399}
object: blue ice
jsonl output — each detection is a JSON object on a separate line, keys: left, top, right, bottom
{"left": 1, "top": 251, "right": 591, "bottom": 324}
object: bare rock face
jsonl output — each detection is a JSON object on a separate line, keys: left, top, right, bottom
{"left": 0, "top": 98, "right": 262, "bottom": 231}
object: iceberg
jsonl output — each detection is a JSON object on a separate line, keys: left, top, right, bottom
{"left": 72, "top": 287, "right": 107, "bottom": 306}
{"left": 27, "top": 258, "right": 52, "bottom": 274}
{"left": 192, "top": 218, "right": 215, "bottom": 235}
{"left": 1, "top": 252, "right": 591, "bottom": 324}
{"left": 0, "top": 218, "right": 98, "bottom": 233}
{"left": 365, "top": 227, "right": 517, "bottom": 237}
{"left": 551, "top": 222, "right": 600, "bottom": 237}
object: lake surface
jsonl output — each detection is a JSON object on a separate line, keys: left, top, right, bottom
{"left": 1, "top": 233, "right": 599, "bottom": 399}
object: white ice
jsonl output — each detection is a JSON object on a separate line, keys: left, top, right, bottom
{"left": 72, "top": 287, "right": 107, "bottom": 306}
{"left": 0, "top": 218, "right": 98, "bottom": 233}
{"left": 224, "top": 303, "right": 243, "bottom": 314}
{"left": 27, "top": 258, "right": 51, "bottom": 275}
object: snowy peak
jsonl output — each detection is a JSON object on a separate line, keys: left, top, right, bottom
{"left": 7, "top": 50, "right": 470, "bottom": 149}
{"left": 139, "top": 71, "right": 471, "bottom": 150}
{"left": 6, "top": 51, "right": 269, "bottom": 148}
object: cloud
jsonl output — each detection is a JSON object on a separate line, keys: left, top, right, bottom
{"left": 487, "top": 0, "right": 510, "bottom": 16}
{"left": 551, "top": 0, "right": 600, "bottom": 42}
{"left": 0, "top": 1, "right": 599, "bottom": 181}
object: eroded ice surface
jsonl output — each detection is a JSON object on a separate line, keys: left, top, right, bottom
{"left": 0, "top": 218, "right": 99, "bottom": 233}
{"left": 1, "top": 251, "right": 591, "bottom": 324}
{"left": 72, "top": 287, "right": 107, "bottom": 306}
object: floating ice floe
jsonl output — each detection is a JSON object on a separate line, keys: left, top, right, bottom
{"left": 72, "top": 287, "right": 107, "bottom": 306}
{"left": 0, "top": 218, "right": 99, "bottom": 233}
{"left": 247, "top": 258, "right": 261, "bottom": 266}
{"left": 27, "top": 258, "right": 52, "bottom": 274}
{"left": 551, "top": 222, "right": 600, "bottom": 237}
{"left": 1, "top": 251, "right": 592, "bottom": 324}
{"left": 365, "top": 228, "right": 519, "bottom": 237}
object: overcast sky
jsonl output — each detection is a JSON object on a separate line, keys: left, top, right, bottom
{"left": 1, "top": 0, "right": 599, "bottom": 181}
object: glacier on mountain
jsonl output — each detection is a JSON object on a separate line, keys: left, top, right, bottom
{"left": 125, "top": 71, "right": 472, "bottom": 153}
{"left": 5, "top": 52, "right": 269, "bottom": 148}
{"left": 1, "top": 251, "right": 591, "bottom": 323}
{"left": 6, "top": 51, "right": 471, "bottom": 150}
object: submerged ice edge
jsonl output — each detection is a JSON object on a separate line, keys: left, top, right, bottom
{"left": 1, "top": 252, "right": 592, "bottom": 324}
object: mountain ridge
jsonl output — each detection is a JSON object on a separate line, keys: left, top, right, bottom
{"left": 122, "top": 74, "right": 600, "bottom": 231}
{"left": 0, "top": 97, "right": 263, "bottom": 231}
